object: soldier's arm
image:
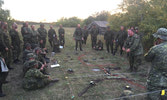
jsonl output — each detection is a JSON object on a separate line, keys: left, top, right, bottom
{"left": 104, "top": 32, "right": 107, "bottom": 40}
{"left": 144, "top": 46, "right": 156, "bottom": 62}
{"left": 73, "top": 29, "right": 77, "bottom": 38}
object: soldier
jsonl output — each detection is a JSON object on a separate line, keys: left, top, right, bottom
{"left": 30, "top": 25, "right": 39, "bottom": 49}
{"left": 38, "top": 24, "right": 47, "bottom": 48}
{"left": 123, "top": 29, "right": 143, "bottom": 72}
{"left": 135, "top": 27, "right": 143, "bottom": 41}
{"left": 1, "top": 22, "right": 13, "bottom": 69}
{"left": 22, "top": 60, "right": 59, "bottom": 90}
{"left": 95, "top": 40, "right": 103, "bottom": 51}
{"left": 9, "top": 23, "right": 22, "bottom": 64}
{"left": 104, "top": 26, "right": 115, "bottom": 54}
{"left": 53, "top": 36, "right": 60, "bottom": 53}
{"left": 48, "top": 25, "right": 56, "bottom": 47}
{"left": 58, "top": 24, "right": 65, "bottom": 46}
{"left": 114, "top": 26, "right": 127, "bottom": 55}
{"left": 22, "top": 43, "right": 33, "bottom": 63}
{"left": 90, "top": 25, "right": 98, "bottom": 48}
{"left": 73, "top": 24, "right": 84, "bottom": 51}
{"left": 0, "top": 57, "right": 9, "bottom": 97}
{"left": 21, "top": 22, "right": 32, "bottom": 49}
{"left": 145, "top": 28, "right": 167, "bottom": 100}
{"left": 0, "top": 22, "right": 6, "bottom": 54}
{"left": 82, "top": 26, "right": 88, "bottom": 44}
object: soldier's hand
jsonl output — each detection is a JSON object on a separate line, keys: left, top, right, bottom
{"left": 40, "top": 40, "right": 43, "bottom": 44}
{"left": 126, "top": 49, "right": 130, "bottom": 53}
{"left": 82, "top": 37, "right": 84, "bottom": 40}
{"left": 122, "top": 47, "right": 125, "bottom": 51}
{"left": 5, "top": 47, "right": 8, "bottom": 51}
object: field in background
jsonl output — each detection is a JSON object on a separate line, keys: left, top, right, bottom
{"left": 3, "top": 25, "right": 149, "bottom": 100}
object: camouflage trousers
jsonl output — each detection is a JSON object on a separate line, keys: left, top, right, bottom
{"left": 23, "top": 78, "right": 50, "bottom": 90}
{"left": 147, "top": 83, "right": 167, "bottom": 100}
{"left": 40, "top": 38, "right": 46, "bottom": 49}
{"left": 12, "top": 45, "right": 21, "bottom": 60}
{"left": 91, "top": 37, "right": 97, "bottom": 48}
{"left": 1, "top": 49, "right": 12, "bottom": 67}
{"left": 128, "top": 54, "right": 142, "bottom": 71}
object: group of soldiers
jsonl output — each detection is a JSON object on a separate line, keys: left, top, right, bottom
{"left": 0, "top": 22, "right": 64, "bottom": 97}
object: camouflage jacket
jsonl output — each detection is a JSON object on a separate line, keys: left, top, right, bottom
{"left": 124, "top": 34, "right": 143, "bottom": 56}
{"left": 58, "top": 28, "right": 65, "bottom": 38}
{"left": 9, "top": 29, "right": 21, "bottom": 46}
{"left": 48, "top": 29, "right": 56, "bottom": 40}
{"left": 0, "top": 29, "right": 6, "bottom": 49}
{"left": 90, "top": 28, "right": 98, "bottom": 38}
{"left": 22, "top": 27, "right": 32, "bottom": 39}
{"left": 104, "top": 30, "right": 115, "bottom": 41}
{"left": 3, "top": 30, "right": 11, "bottom": 48}
{"left": 82, "top": 29, "right": 88, "bottom": 37}
{"left": 73, "top": 27, "right": 83, "bottom": 40}
{"left": 38, "top": 28, "right": 47, "bottom": 40}
{"left": 115, "top": 30, "right": 127, "bottom": 43}
{"left": 145, "top": 42, "right": 167, "bottom": 87}
{"left": 31, "top": 30, "right": 39, "bottom": 44}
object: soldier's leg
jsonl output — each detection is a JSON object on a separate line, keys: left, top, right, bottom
{"left": 49, "top": 39, "right": 52, "bottom": 47}
{"left": 43, "top": 39, "right": 46, "bottom": 48}
{"left": 79, "top": 40, "right": 82, "bottom": 51}
{"left": 128, "top": 54, "right": 134, "bottom": 71}
{"left": 110, "top": 42, "right": 114, "bottom": 54}
{"left": 91, "top": 38, "right": 94, "bottom": 48}
{"left": 120, "top": 43, "right": 124, "bottom": 55}
{"left": 75, "top": 40, "right": 78, "bottom": 51}
{"left": 63, "top": 37, "right": 65, "bottom": 46}
{"left": 114, "top": 42, "right": 119, "bottom": 54}
{"left": 106, "top": 41, "right": 110, "bottom": 53}
{"left": 133, "top": 55, "right": 142, "bottom": 71}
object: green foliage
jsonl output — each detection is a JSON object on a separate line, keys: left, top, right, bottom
{"left": 55, "top": 17, "right": 82, "bottom": 27}
{"left": 108, "top": 0, "right": 167, "bottom": 51}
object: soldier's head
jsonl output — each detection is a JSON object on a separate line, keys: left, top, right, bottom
{"left": 31, "top": 25, "right": 35, "bottom": 30}
{"left": 27, "top": 53, "right": 36, "bottom": 60}
{"left": 93, "top": 25, "right": 96, "bottom": 28}
{"left": 22, "top": 22, "right": 26, "bottom": 27}
{"left": 128, "top": 29, "right": 134, "bottom": 36}
{"left": 84, "top": 26, "right": 87, "bottom": 29}
{"left": 107, "top": 26, "right": 110, "bottom": 31}
{"left": 12, "top": 23, "right": 18, "bottom": 29}
{"left": 120, "top": 26, "right": 124, "bottom": 30}
{"left": 1, "top": 22, "right": 8, "bottom": 30}
{"left": 50, "top": 25, "right": 53, "bottom": 29}
{"left": 29, "top": 60, "right": 38, "bottom": 68}
{"left": 25, "top": 22, "right": 29, "bottom": 27}
{"left": 25, "top": 43, "right": 31, "bottom": 50}
{"left": 77, "top": 24, "right": 80, "bottom": 28}
{"left": 40, "top": 24, "right": 44, "bottom": 28}
{"left": 59, "top": 24, "right": 62, "bottom": 28}
{"left": 34, "top": 47, "right": 42, "bottom": 55}
{"left": 135, "top": 27, "right": 138, "bottom": 33}
{"left": 153, "top": 28, "right": 167, "bottom": 42}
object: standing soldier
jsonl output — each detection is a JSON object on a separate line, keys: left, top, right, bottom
{"left": 9, "top": 23, "right": 21, "bottom": 64}
{"left": 123, "top": 29, "right": 143, "bottom": 72}
{"left": 145, "top": 28, "right": 167, "bottom": 100}
{"left": 114, "top": 26, "right": 127, "bottom": 55}
{"left": 58, "top": 24, "right": 65, "bottom": 46}
{"left": 38, "top": 24, "right": 47, "bottom": 48}
{"left": 21, "top": 22, "right": 32, "bottom": 48}
{"left": 1, "top": 22, "right": 13, "bottom": 69}
{"left": 48, "top": 25, "right": 56, "bottom": 48}
{"left": 90, "top": 25, "right": 98, "bottom": 49}
{"left": 82, "top": 26, "right": 88, "bottom": 44}
{"left": 30, "top": 25, "right": 39, "bottom": 49}
{"left": 104, "top": 26, "right": 115, "bottom": 54}
{"left": 73, "top": 24, "right": 84, "bottom": 51}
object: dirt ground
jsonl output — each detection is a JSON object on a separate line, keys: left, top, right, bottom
{"left": 2, "top": 26, "right": 150, "bottom": 100}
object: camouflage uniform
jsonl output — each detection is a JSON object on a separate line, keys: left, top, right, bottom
{"left": 0, "top": 29, "right": 6, "bottom": 53}
{"left": 38, "top": 27, "right": 47, "bottom": 48}
{"left": 95, "top": 40, "right": 103, "bottom": 51}
{"left": 22, "top": 27, "right": 32, "bottom": 47}
{"left": 73, "top": 27, "right": 84, "bottom": 51}
{"left": 82, "top": 28, "right": 88, "bottom": 44}
{"left": 22, "top": 48, "right": 33, "bottom": 63}
{"left": 22, "top": 68, "right": 51, "bottom": 90}
{"left": 9, "top": 29, "right": 21, "bottom": 61}
{"left": 123, "top": 34, "right": 143, "bottom": 71}
{"left": 114, "top": 30, "right": 127, "bottom": 55}
{"left": 58, "top": 28, "right": 65, "bottom": 46}
{"left": 104, "top": 29, "right": 115, "bottom": 53}
{"left": 90, "top": 27, "right": 98, "bottom": 48}
{"left": 48, "top": 28, "right": 56, "bottom": 47}
{"left": 145, "top": 28, "right": 167, "bottom": 100}
{"left": 53, "top": 37, "right": 60, "bottom": 53}
{"left": 2, "top": 30, "right": 12, "bottom": 68}
{"left": 30, "top": 29, "right": 39, "bottom": 49}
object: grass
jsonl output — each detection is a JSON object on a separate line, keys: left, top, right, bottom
{"left": 3, "top": 25, "right": 148, "bottom": 100}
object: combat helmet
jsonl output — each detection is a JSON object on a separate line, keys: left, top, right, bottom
{"left": 153, "top": 28, "right": 167, "bottom": 40}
